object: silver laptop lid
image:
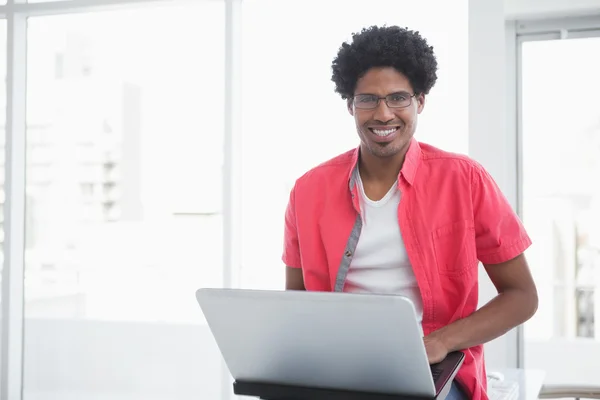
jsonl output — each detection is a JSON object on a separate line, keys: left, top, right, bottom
{"left": 196, "top": 288, "right": 437, "bottom": 397}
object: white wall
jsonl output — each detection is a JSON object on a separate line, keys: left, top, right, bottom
{"left": 505, "top": 0, "right": 600, "bottom": 19}
{"left": 469, "top": 0, "right": 520, "bottom": 370}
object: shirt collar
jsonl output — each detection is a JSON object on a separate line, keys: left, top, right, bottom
{"left": 347, "top": 138, "right": 421, "bottom": 191}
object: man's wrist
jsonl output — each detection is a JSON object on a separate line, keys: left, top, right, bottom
{"left": 430, "top": 323, "right": 462, "bottom": 353}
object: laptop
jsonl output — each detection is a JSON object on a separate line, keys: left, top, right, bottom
{"left": 196, "top": 288, "right": 464, "bottom": 399}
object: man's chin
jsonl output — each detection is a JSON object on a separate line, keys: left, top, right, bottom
{"left": 367, "top": 137, "right": 412, "bottom": 159}
{"left": 368, "top": 144, "right": 403, "bottom": 158}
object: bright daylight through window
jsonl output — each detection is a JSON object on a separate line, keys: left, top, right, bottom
{"left": 21, "top": 3, "right": 226, "bottom": 399}
{"left": 521, "top": 35, "right": 600, "bottom": 385}
{"left": 0, "top": 18, "right": 7, "bottom": 389}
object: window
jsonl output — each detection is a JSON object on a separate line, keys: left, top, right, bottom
{"left": 518, "top": 20, "right": 600, "bottom": 385}
{"left": 23, "top": 4, "right": 226, "bottom": 399}
{"left": 1, "top": 0, "right": 472, "bottom": 398}
{"left": 0, "top": 17, "right": 6, "bottom": 386}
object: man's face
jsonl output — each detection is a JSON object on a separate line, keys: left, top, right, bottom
{"left": 348, "top": 67, "right": 425, "bottom": 158}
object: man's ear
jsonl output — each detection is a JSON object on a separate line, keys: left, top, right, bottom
{"left": 347, "top": 98, "right": 354, "bottom": 116}
{"left": 416, "top": 94, "right": 426, "bottom": 114}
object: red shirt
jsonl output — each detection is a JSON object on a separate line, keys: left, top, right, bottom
{"left": 282, "top": 139, "right": 532, "bottom": 400}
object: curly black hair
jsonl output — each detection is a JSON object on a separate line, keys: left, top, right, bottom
{"left": 331, "top": 25, "right": 438, "bottom": 99}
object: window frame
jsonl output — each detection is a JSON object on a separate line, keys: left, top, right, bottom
{"left": 0, "top": 0, "right": 242, "bottom": 399}
{"left": 508, "top": 13, "right": 600, "bottom": 375}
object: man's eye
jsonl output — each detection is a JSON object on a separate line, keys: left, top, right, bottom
{"left": 389, "top": 94, "right": 407, "bottom": 102}
{"left": 358, "top": 96, "right": 377, "bottom": 103}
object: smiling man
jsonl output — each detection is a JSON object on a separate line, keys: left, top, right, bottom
{"left": 282, "top": 26, "right": 538, "bottom": 400}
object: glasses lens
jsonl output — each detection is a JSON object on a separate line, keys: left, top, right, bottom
{"left": 386, "top": 93, "right": 412, "bottom": 108}
{"left": 354, "top": 94, "right": 378, "bottom": 109}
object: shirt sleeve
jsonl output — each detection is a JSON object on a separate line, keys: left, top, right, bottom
{"left": 472, "top": 164, "right": 532, "bottom": 265}
{"left": 282, "top": 184, "right": 302, "bottom": 268}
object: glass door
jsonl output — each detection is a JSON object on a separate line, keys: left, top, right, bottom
{"left": 520, "top": 33, "right": 600, "bottom": 385}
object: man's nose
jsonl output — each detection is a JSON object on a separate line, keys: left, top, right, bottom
{"left": 373, "top": 99, "right": 395, "bottom": 122}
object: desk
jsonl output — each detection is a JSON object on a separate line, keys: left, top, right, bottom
{"left": 495, "top": 369, "right": 546, "bottom": 400}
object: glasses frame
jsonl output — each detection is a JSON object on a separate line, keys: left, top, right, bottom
{"left": 352, "top": 92, "right": 417, "bottom": 110}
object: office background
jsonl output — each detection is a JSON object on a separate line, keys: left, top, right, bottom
{"left": 0, "top": 0, "right": 598, "bottom": 399}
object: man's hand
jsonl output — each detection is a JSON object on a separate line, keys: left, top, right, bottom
{"left": 421, "top": 255, "right": 537, "bottom": 361}
{"left": 423, "top": 333, "right": 449, "bottom": 364}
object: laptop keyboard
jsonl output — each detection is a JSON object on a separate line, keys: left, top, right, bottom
{"left": 430, "top": 366, "right": 442, "bottom": 381}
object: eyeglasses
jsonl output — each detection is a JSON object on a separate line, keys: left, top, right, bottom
{"left": 352, "top": 92, "right": 416, "bottom": 110}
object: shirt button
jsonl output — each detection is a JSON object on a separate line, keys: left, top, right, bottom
{"left": 345, "top": 250, "right": 352, "bottom": 257}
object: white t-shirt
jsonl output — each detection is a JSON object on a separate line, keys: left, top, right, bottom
{"left": 343, "top": 169, "right": 424, "bottom": 323}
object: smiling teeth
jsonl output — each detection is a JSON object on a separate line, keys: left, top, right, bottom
{"left": 373, "top": 128, "right": 397, "bottom": 137}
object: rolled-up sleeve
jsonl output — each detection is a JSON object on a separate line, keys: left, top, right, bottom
{"left": 282, "top": 184, "right": 302, "bottom": 269}
{"left": 472, "top": 165, "right": 532, "bottom": 265}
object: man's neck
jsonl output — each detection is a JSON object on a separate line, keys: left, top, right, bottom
{"left": 358, "top": 147, "right": 408, "bottom": 186}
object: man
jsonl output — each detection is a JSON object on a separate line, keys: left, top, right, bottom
{"left": 282, "top": 26, "right": 538, "bottom": 400}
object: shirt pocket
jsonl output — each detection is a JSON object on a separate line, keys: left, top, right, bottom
{"left": 432, "top": 220, "right": 478, "bottom": 277}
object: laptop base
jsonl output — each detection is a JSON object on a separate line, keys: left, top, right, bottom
{"left": 234, "top": 380, "right": 435, "bottom": 400}
{"left": 233, "top": 351, "right": 464, "bottom": 400}
{"left": 233, "top": 352, "right": 464, "bottom": 400}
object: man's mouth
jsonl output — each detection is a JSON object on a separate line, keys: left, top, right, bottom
{"left": 368, "top": 126, "right": 400, "bottom": 137}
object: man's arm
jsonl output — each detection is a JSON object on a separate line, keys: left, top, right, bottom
{"left": 286, "top": 266, "right": 306, "bottom": 290}
{"left": 283, "top": 184, "right": 305, "bottom": 290}
{"left": 425, "top": 253, "right": 538, "bottom": 363}
{"left": 425, "top": 163, "right": 538, "bottom": 363}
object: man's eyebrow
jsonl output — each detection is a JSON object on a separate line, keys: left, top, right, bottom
{"left": 354, "top": 90, "right": 412, "bottom": 96}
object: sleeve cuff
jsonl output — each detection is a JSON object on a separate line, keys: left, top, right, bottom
{"left": 478, "top": 236, "right": 533, "bottom": 265}
{"left": 282, "top": 255, "right": 302, "bottom": 269}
